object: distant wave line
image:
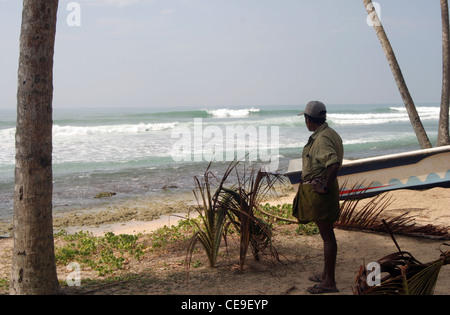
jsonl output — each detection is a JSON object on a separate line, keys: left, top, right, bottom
{"left": 52, "top": 122, "right": 179, "bottom": 136}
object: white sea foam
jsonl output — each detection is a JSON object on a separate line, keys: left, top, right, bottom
{"left": 329, "top": 106, "right": 440, "bottom": 125}
{"left": 53, "top": 122, "right": 178, "bottom": 136}
{"left": 205, "top": 108, "right": 260, "bottom": 118}
{"left": 329, "top": 112, "right": 409, "bottom": 125}
{"left": 389, "top": 106, "right": 440, "bottom": 114}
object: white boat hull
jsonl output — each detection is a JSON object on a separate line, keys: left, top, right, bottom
{"left": 284, "top": 145, "right": 450, "bottom": 199}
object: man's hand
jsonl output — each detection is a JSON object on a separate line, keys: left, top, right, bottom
{"left": 312, "top": 181, "right": 329, "bottom": 194}
{"left": 312, "top": 163, "right": 340, "bottom": 194}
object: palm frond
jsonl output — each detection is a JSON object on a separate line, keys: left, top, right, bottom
{"left": 336, "top": 183, "right": 450, "bottom": 240}
{"left": 353, "top": 223, "right": 450, "bottom": 295}
{"left": 337, "top": 183, "right": 394, "bottom": 230}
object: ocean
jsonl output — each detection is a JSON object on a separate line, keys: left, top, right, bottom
{"left": 0, "top": 103, "right": 441, "bottom": 221}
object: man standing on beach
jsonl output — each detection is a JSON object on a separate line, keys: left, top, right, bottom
{"left": 293, "top": 101, "right": 343, "bottom": 294}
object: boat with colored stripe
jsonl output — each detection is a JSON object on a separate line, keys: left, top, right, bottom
{"left": 284, "top": 145, "right": 450, "bottom": 199}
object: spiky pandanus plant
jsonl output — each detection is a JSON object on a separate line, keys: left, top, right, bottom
{"left": 217, "top": 165, "right": 283, "bottom": 273}
{"left": 186, "top": 161, "right": 283, "bottom": 275}
{"left": 186, "top": 161, "right": 238, "bottom": 269}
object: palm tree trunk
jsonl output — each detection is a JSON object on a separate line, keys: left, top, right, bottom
{"left": 363, "top": 0, "right": 432, "bottom": 149}
{"left": 10, "top": 0, "right": 59, "bottom": 295}
{"left": 438, "top": 0, "right": 450, "bottom": 146}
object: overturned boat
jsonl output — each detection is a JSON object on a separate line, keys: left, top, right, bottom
{"left": 284, "top": 145, "right": 450, "bottom": 199}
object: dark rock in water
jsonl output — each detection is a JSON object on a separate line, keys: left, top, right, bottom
{"left": 162, "top": 185, "right": 178, "bottom": 190}
{"left": 94, "top": 192, "right": 116, "bottom": 198}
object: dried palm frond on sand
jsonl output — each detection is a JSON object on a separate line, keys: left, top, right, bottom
{"left": 336, "top": 183, "right": 450, "bottom": 240}
{"left": 353, "top": 220, "right": 450, "bottom": 295}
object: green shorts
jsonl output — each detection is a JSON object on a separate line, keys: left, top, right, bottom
{"left": 292, "top": 179, "right": 340, "bottom": 224}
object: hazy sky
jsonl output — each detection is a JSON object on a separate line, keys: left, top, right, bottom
{"left": 0, "top": 0, "right": 444, "bottom": 110}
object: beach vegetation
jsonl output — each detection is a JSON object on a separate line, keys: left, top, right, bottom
{"left": 186, "top": 161, "right": 284, "bottom": 275}
{"left": 186, "top": 162, "right": 236, "bottom": 270}
{"left": 54, "top": 230, "right": 145, "bottom": 276}
{"left": 221, "top": 186, "right": 274, "bottom": 271}
{"left": 257, "top": 203, "right": 319, "bottom": 236}
{"left": 295, "top": 222, "right": 320, "bottom": 236}
{"left": 0, "top": 278, "right": 8, "bottom": 292}
{"left": 257, "top": 203, "right": 295, "bottom": 226}
{"left": 149, "top": 221, "right": 192, "bottom": 250}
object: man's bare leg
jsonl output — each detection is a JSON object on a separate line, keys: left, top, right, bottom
{"left": 307, "top": 221, "right": 338, "bottom": 293}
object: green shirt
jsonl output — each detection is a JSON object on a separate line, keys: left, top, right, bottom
{"left": 302, "top": 123, "right": 343, "bottom": 181}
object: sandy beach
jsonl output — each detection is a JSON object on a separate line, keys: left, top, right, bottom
{"left": 0, "top": 186, "right": 449, "bottom": 295}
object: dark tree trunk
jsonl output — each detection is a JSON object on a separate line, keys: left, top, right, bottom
{"left": 10, "top": 0, "right": 59, "bottom": 295}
